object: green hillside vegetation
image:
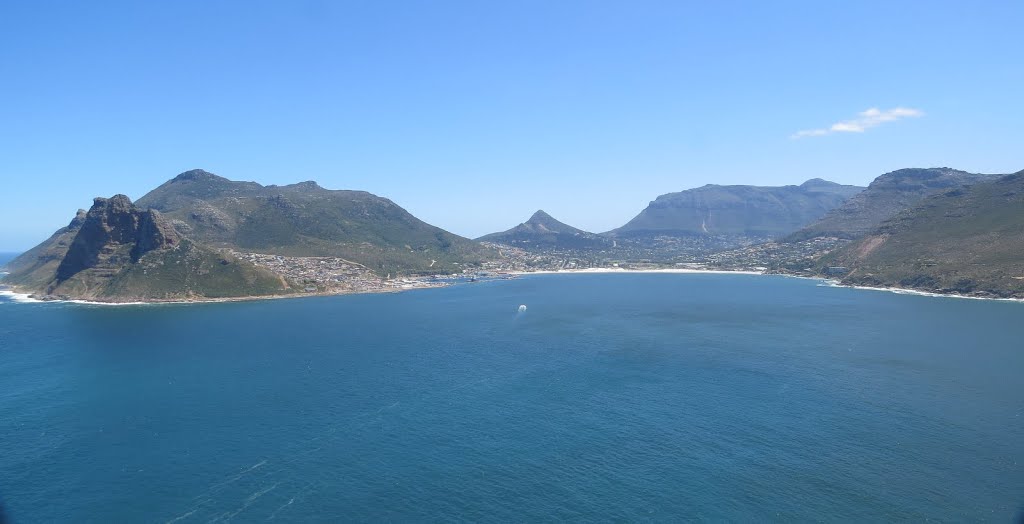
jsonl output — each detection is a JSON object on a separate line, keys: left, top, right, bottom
{"left": 787, "top": 168, "right": 998, "bottom": 241}
{"left": 136, "top": 170, "right": 492, "bottom": 276}
{"left": 100, "top": 239, "right": 293, "bottom": 301}
{"left": 3, "top": 195, "right": 293, "bottom": 301}
{"left": 820, "top": 172, "right": 1024, "bottom": 298}
{"left": 612, "top": 179, "right": 863, "bottom": 238}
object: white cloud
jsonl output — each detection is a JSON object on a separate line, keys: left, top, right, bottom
{"left": 792, "top": 107, "right": 924, "bottom": 139}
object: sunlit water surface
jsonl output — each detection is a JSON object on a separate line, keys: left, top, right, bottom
{"left": 1, "top": 271, "right": 1022, "bottom": 521}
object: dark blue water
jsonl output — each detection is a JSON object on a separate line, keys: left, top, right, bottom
{"left": 1, "top": 274, "right": 1022, "bottom": 522}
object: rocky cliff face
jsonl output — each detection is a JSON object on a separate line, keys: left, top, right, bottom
{"left": 819, "top": 171, "right": 1024, "bottom": 298}
{"left": 611, "top": 179, "right": 864, "bottom": 238}
{"left": 3, "top": 194, "right": 293, "bottom": 301}
{"left": 786, "top": 168, "right": 999, "bottom": 241}
{"left": 55, "top": 195, "right": 180, "bottom": 282}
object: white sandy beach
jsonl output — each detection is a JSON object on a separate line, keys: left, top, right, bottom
{"left": 509, "top": 267, "right": 766, "bottom": 276}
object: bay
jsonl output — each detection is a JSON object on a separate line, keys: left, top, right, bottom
{"left": 1, "top": 273, "right": 1022, "bottom": 521}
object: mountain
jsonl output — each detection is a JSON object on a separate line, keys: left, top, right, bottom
{"left": 3, "top": 195, "right": 292, "bottom": 301}
{"left": 820, "top": 171, "right": 1024, "bottom": 298}
{"left": 3, "top": 209, "right": 88, "bottom": 289}
{"left": 611, "top": 179, "right": 864, "bottom": 238}
{"left": 786, "top": 168, "right": 999, "bottom": 241}
{"left": 477, "top": 210, "right": 611, "bottom": 249}
{"left": 135, "top": 169, "right": 491, "bottom": 276}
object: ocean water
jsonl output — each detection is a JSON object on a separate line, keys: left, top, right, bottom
{"left": 1, "top": 273, "right": 1022, "bottom": 522}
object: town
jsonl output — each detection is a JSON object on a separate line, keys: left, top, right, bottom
{"left": 234, "top": 235, "right": 850, "bottom": 296}
{"left": 234, "top": 252, "right": 446, "bottom": 294}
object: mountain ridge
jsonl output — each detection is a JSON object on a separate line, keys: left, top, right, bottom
{"left": 3, "top": 194, "right": 293, "bottom": 301}
{"left": 819, "top": 170, "right": 1024, "bottom": 298}
{"left": 135, "top": 170, "right": 493, "bottom": 276}
{"left": 786, "top": 167, "right": 1000, "bottom": 241}
{"left": 610, "top": 179, "right": 864, "bottom": 238}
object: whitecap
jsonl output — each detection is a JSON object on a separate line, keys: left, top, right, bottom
{"left": 831, "top": 282, "right": 1024, "bottom": 303}
{"left": 0, "top": 289, "right": 42, "bottom": 303}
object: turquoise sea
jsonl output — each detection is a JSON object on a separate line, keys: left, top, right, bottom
{"left": 1, "top": 263, "right": 1023, "bottom": 521}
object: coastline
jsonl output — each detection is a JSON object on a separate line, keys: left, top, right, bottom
{"left": 0, "top": 288, "right": 44, "bottom": 303}
{"left": 0, "top": 265, "right": 451, "bottom": 306}
{"left": 0, "top": 282, "right": 419, "bottom": 307}
{"left": 514, "top": 268, "right": 1024, "bottom": 303}
{"left": 0, "top": 268, "right": 763, "bottom": 306}
{"left": 509, "top": 267, "right": 766, "bottom": 276}
{"left": 4, "top": 268, "right": 1022, "bottom": 306}
{"left": 817, "top": 279, "right": 1024, "bottom": 304}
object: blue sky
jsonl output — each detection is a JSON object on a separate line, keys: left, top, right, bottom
{"left": 1, "top": 1, "right": 1022, "bottom": 250}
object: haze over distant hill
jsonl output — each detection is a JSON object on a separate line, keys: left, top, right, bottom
{"left": 136, "top": 169, "right": 491, "bottom": 276}
{"left": 478, "top": 210, "right": 611, "bottom": 249}
{"left": 820, "top": 171, "right": 1024, "bottom": 298}
{"left": 787, "top": 168, "right": 999, "bottom": 241}
{"left": 611, "top": 179, "right": 864, "bottom": 238}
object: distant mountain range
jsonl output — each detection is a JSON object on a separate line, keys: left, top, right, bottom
{"left": 820, "top": 171, "right": 1024, "bottom": 298}
{"left": 478, "top": 210, "right": 611, "bottom": 249}
{"left": 4, "top": 165, "right": 1022, "bottom": 301}
{"left": 610, "top": 179, "right": 864, "bottom": 238}
{"left": 787, "top": 168, "right": 999, "bottom": 241}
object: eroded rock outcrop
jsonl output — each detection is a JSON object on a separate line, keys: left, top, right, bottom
{"left": 55, "top": 195, "right": 180, "bottom": 282}
{"left": 3, "top": 194, "right": 293, "bottom": 302}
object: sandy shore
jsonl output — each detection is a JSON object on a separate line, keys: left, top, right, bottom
{"left": 509, "top": 267, "right": 766, "bottom": 276}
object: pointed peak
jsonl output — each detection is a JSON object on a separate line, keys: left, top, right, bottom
{"left": 528, "top": 209, "right": 554, "bottom": 222}
{"left": 477, "top": 209, "right": 603, "bottom": 246}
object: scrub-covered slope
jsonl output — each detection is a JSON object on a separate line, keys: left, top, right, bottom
{"left": 822, "top": 171, "right": 1024, "bottom": 298}
{"left": 3, "top": 195, "right": 293, "bottom": 301}
{"left": 136, "top": 169, "right": 492, "bottom": 275}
